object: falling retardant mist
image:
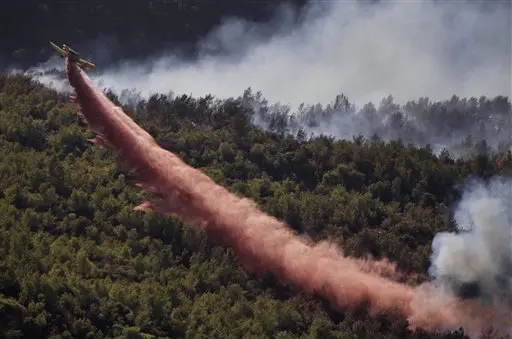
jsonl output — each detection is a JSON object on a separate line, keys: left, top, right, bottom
{"left": 64, "top": 58, "right": 511, "bottom": 337}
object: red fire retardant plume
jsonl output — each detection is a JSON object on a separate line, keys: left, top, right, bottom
{"left": 64, "top": 58, "right": 509, "bottom": 337}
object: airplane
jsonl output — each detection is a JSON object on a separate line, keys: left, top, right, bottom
{"left": 49, "top": 41, "right": 96, "bottom": 70}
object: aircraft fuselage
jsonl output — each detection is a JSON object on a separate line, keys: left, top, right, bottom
{"left": 63, "top": 44, "right": 80, "bottom": 58}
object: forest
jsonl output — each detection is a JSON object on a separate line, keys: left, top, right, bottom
{"left": 1, "top": 70, "right": 511, "bottom": 338}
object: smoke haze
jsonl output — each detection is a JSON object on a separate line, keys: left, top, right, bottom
{"left": 19, "top": 0, "right": 511, "bottom": 157}
{"left": 26, "top": 0, "right": 511, "bottom": 108}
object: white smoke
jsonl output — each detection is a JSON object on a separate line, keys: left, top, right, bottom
{"left": 429, "top": 177, "right": 512, "bottom": 302}
{"left": 23, "top": 0, "right": 511, "bottom": 108}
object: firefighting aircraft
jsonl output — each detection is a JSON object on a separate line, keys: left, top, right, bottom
{"left": 49, "top": 41, "right": 96, "bottom": 70}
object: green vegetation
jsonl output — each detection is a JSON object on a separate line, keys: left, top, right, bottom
{"left": 0, "top": 73, "right": 510, "bottom": 338}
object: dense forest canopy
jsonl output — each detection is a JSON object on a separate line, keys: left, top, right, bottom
{"left": 1, "top": 0, "right": 512, "bottom": 337}
{"left": 0, "top": 72, "right": 511, "bottom": 338}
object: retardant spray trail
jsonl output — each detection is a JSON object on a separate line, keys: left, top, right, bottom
{"left": 64, "top": 59, "right": 510, "bottom": 337}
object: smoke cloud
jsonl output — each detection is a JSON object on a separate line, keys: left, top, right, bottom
{"left": 428, "top": 177, "right": 512, "bottom": 307}
{"left": 410, "top": 177, "right": 512, "bottom": 337}
{"left": 26, "top": 0, "right": 511, "bottom": 108}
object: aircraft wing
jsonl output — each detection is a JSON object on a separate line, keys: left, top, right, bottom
{"left": 79, "top": 58, "right": 96, "bottom": 69}
{"left": 49, "top": 41, "right": 68, "bottom": 57}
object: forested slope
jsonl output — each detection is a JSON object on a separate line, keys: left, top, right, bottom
{"left": 0, "top": 73, "right": 510, "bottom": 338}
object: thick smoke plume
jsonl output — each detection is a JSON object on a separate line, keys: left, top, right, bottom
{"left": 65, "top": 58, "right": 511, "bottom": 337}
{"left": 426, "top": 178, "right": 512, "bottom": 332}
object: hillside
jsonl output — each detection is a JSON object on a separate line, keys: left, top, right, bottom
{"left": 1, "top": 71, "right": 511, "bottom": 338}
